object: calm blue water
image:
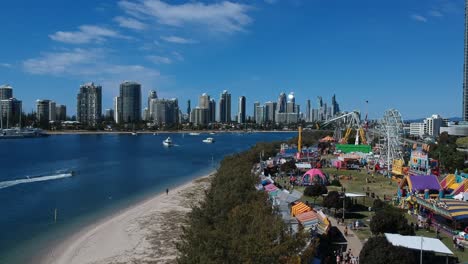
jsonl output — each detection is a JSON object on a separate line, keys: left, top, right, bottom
{"left": 0, "top": 132, "right": 294, "bottom": 263}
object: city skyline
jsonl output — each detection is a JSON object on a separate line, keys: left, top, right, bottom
{"left": 0, "top": 0, "right": 465, "bottom": 119}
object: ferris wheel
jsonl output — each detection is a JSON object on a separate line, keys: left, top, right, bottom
{"left": 378, "top": 109, "right": 404, "bottom": 167}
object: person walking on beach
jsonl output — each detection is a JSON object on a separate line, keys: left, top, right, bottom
{"left": 166, "top": 188, "right": 169, "bottom": 195}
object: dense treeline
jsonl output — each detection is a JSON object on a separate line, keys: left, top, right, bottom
{"left": 177, "top": 142, "right": 309, "bottom": 263}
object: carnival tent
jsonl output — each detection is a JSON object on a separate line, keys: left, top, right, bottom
{"left": 399, "top": 175, "right": 442, "bottom": 193}
{"left": 264, "top": 183, "right": 278, "bottom": 192}
{"left": 291, "top": 202, "right": 311, "bottom": 217}
{"left": 295, "top": 211, "right": 319, "bottom": 228}
{"left": 302, "top": 169, "right": 327, "bottom": 186}
{"left": 385, "top": 233, "right": 453, "bottom": 255}
{"left": 415, "top": 197, "right": 468, "bottom": 221}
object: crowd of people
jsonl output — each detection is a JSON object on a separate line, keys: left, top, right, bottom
{"left": 335, "top": 249, "right": 358, "bottom": 264}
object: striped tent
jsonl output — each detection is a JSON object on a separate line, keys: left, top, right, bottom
{"left": 296, "top": 211, "right": 319, "bottom": 228}
{"left": 415, "top": 197, "right": 468, "bottom": 221}
{"left": 291, "top": 202, "right": 311, "bottom": 217}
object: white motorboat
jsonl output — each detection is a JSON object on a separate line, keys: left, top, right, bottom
{"left": 131, "top": 132, "right": 137, "bottom": 136}
{"left": 189, "top": 132, "right": 201, "bottom": 136}
{"left": 163, "top": 137, "right": 173, "bottom": 147}
{"left": 202, "top": 137, "right": 215, "bottom": 143}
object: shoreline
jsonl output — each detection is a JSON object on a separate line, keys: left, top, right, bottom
{"left": 45, "top": 130, "right": 299, "bottom": 135}
{"left": 38, "top": 172, "right": 214, "bottom": 264}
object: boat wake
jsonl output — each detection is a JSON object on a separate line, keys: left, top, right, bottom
{"left": 0, "top": 172, "right": 74, "bottom": 190}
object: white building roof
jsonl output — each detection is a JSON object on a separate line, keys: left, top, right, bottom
{"left": 385, "top": 233, "right": 453, "bottom": 255}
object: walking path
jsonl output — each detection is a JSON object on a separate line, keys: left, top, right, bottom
{"left": 329, "top": 217, "right": 363, "bottom": 258}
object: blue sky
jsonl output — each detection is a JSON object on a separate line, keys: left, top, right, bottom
{"left": 0, "top": 0, "right": 465, "bottom": 119}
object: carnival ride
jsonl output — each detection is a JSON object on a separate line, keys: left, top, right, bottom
{"left": 320, "top": 111, "right": 367, "bottom": 145}
{"left": 376, "top": 109, "right": 404, "bottom": 169}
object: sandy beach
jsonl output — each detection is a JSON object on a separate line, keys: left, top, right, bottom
{"left": 40, "top": 174, "right": 213, "bottom": 264}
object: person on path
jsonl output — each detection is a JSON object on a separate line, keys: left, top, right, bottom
{"left": 344, "top": 226, "right": 348, "bottom": 236}
{"left": 166, "top": 188, "right": 169, "bottom": 195}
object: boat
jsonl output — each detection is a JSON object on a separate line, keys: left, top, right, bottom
{"left": 209, "top": 132, "right": 216, "bottom": 135}
{"left": 131, "top": 132, "right": 137, "bottom": 136}
{"left": 189, "top": 132, "right": 201, "bottom": 136}
{"left": 202, "top": 137, "right": 215, "bottom": 143}
{"left": 0, "top": 128, "right": 48, "bottom": 139}
{"left": 163, "top": 137, "right": 173, "bottom": 147}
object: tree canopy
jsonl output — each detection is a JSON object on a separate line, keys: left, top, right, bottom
{"left": 177, "top": 142, "right": 307, "bottom": 264}
{"left": 359, "top": 236, "right": 417, "bottom": 264}
{"left": 370, "top": 207, "right": 414, "bottom": 236}
{"left": 322, "top": 191, "right": 351, "bottom": 211}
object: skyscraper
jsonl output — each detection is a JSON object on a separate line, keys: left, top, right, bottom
{"left": 0, "top": 84, "right": 13, "bottom": 100}
{"left": 56, "top": 105, "right": 67, "bottom": 121}
{"left": 190, "top": 93, "right": 211, "bottom": 126}
{"left": 199, "top": 93, "right": 210, "bottom": 109}
{"left": 464, "top": 0, "right": 468, "bottom": 120}
{"left": 147, "top": 90, "right": 158, "bottom": 119}
{"left": 253, "top": 101, "right": 260, "bottom": 122}
{"left": 286, "top": 92, "right": 295, "bottom": 113}
{"left": 238, "top": 96, "right": 246, "bottom": 123}
{"left": 0, "top": 85, "right": 21, "bottom": 128}
{"left": 187, "top": 100, "right": 191, "bottom": 116}
{"left": 119, "top": 81, "right": 141, "bottom": 124}
{"left": 219, "top": 90, "right": 231, "bottom": 123}
{"left": 209, "top": 98, "right": 216, "bottom": 123}
{"left": 114, "top": 96, "right": 121, "bottom": 124}
{"left": 150, "top": 98, "right": 179, "bottom": 125}
{"left": 36, "top": 99, "right": 51, "bottom": 123}
{"left": 331, "top": 94, "right": 340, "bottom": 117}
{"left": 255, "top": 105, "right": 265, "bottom": 124}
{"left": 105, "top": 109, "right": 114, "bottom": 120}
{"left": 277, "top": 92, "right": 286, "bottom": 113}
{"left": 306, "top": 99, "right": 311, "bottom": 122}
{"left": 0, "top": 98, "right": 21, "bottom": 128}
{"left": 265, "top": 101, "right": 277, "bottom": 123}
{"left": 77, "top": 82, "right": 102, "bottom": 126}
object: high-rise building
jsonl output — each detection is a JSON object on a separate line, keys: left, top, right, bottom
{"left": 190, "top": 93, "right": 212, "bottom": 126}
{"left": 255, "top": 105, "right": 265, "bottom": 124}
{"left": 0, "top": 85, "right": 21, "bottom": 128}
{"left": 306, "top": 99, "right": 311, "bottom": 122}
{"left": 190, "top": 107, "right": 209, "bottom": 126}
{"left": 105, "top": 109, "right": 114, "bottom": 120}
{"left": 253, "top": 101, "right": 260, "bottom": 122}
{"left": 464, "top": 0, "right": 468, "bottom": 120}
{"left": 148, "top": 90, "right": 157, "bottom": 108}
{"left": 0, "top": 84, "right": 13, "bottom": 100}
{"left": 219, "top": 90, "right": 231, "bottom": 123}
{"left": 36, "top": 99, "right": 51, "bottom": 123}
{"left": 331, "top": 94, "right": 340, "bottom": 117}
{"left": 199, "top": 93, "right": 210, "bottom": 109}
{"left": 425, "top": 114, "right": 444, "bottom": 136}
{"left": 238, "top": 96, "right": 246, "bottom": 123}
{"left": 143, "top": 107, "right": 149, "bottom": 121}
{"left": 48, "top": 101, "right": 56, "bottom": 122}
{"left": 286, "top": 92, "right": 295, "bottom": 113}
{"left": 0, "top": 98, "right": 21, "bottom": 128}
{"left": 119, "top": 81, "right": 141, "bottom": 124}
{"left": 114, "top": 96, "right": 121, "bottom": 124}
{"left": 277, "top": 92, "right": 286, "bottom": 113}
{"left": 150, "top": 98, "right": 179, "bottom": 125}
{"left": 265, "top": 101, "right": 277, "bottom": 123}
{"left": 77, "top": 82, "right": 102, "bottom": 126}
{"left": 209, "top": 99, "right": 216, "bottom": 123}
{"left": 56, "top": 105, "right": 67, "bottom": 121}
{"left": 187, "top": 100, "right": 191, "bottom": 116}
